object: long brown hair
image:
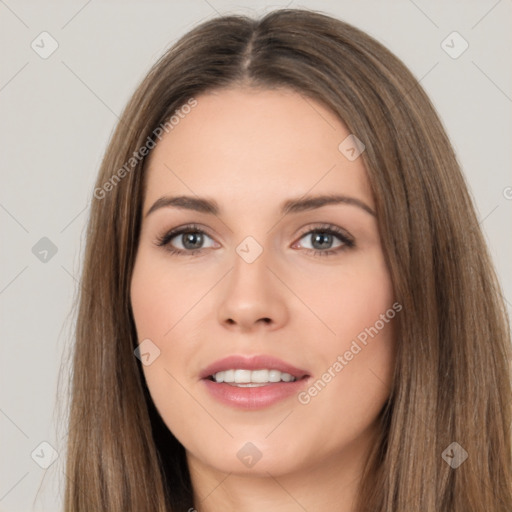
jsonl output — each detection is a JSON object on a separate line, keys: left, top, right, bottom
{"left": 62, "top": 8, "right": 512, "bottom": 511}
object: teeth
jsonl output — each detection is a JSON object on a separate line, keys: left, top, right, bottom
{"left": 212, "top": 369, "right": 297, "bottom": 384}
{"left": 234, "top": 369, "right": 251, "bottom": 383}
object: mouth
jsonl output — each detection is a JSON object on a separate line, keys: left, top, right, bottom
{"left": 200, "top": 354, "right": 310, "bottom": 382}
{"left": 200, "top": 355, "right": 311, "bottom": 409}
{"left": 206, "top": 369, "right": 309, "bottom": 387}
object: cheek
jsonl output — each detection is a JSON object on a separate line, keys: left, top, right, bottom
{"left": 292, "top": 249, "right": 395, "bottom": 345}
{"left": 130, "top": 257, "right": 220, "bottom": 406}
{"left": 130, "top": 249, "right": 199, "bottom": 338}
{"left": 295, "top": 252, "right": 396, "bottom": 421}
{"left": 130, "top": 256, "right": 202, "bottom": 440}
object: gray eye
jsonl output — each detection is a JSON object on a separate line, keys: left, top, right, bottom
{"left": 170, "top": 231, "right": 215, "bottom": 251}
{"left": 298, "top": 231, "right": 344, "bottom": 251}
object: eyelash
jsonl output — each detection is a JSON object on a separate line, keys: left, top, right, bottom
{"left": 155, "top": 223, "right": 355, "bottom": 257}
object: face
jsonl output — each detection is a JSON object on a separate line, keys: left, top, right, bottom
{"left": 130, "top": 87, "right": 397, "bottom": 480}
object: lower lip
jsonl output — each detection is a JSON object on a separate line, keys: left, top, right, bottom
{"left": 202, "top": 377, "right": 310, "bottom": 409}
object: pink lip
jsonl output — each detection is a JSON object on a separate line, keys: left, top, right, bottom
{"left": 199, "top": 355, "right": 311, "bottom": 410}
{"left": 199, "top": 354, "right": 310, "bottom": 380}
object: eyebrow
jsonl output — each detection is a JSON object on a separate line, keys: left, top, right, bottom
{"left": 145, "top": 193, "right": 376, "bottom": 218}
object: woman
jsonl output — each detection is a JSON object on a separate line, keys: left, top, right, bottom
{"left": 64, "top": 8, "right": 512, "bottom": 511}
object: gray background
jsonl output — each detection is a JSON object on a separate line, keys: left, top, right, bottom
{"left": 1, "top": 1, "right": 510, "bottom": 510}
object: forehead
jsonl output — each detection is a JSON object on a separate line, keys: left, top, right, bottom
{"left": 143, "top": 87, "right": 373, "bottom": 212}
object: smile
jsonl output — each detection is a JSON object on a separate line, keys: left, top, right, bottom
{"left": 209, "top": 369, "right": 298, "bottom": 385}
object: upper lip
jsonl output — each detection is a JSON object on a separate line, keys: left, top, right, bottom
{"left": 200, "top": 355, "right": 310, "bottom": 380}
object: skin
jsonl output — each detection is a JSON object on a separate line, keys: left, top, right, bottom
{"left": 130, "top": 87, "right": 397, "bottom": 512}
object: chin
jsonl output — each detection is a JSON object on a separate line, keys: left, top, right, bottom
{"left": 185, "top": 434, "right": 311, "bottom": 477}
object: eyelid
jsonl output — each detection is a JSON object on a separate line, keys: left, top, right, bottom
{"left": 155, "top": 222, "right": 355, "bottom": 256}
{"left": 295, "top": 223, "right": 354, "bottom": 245}
{"left": 154, "top": 223, "right": 217, "bottom": 249}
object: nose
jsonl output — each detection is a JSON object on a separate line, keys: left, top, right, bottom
{"left": 217, "top": 245, "right": 289, "bottom": 333}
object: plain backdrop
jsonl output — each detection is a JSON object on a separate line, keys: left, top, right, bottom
{"left": 0, "top": 1, "right": 511, "bottom": 510}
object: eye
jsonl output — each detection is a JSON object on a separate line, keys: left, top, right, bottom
{"left": 155, "top": 224, "right": 217, "bottom": 255}
{"left": 293, "top": 224, "right": 355, "bottom": 257}
{"left": 155, "top": 223, "right": 355, "bottom": 257}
